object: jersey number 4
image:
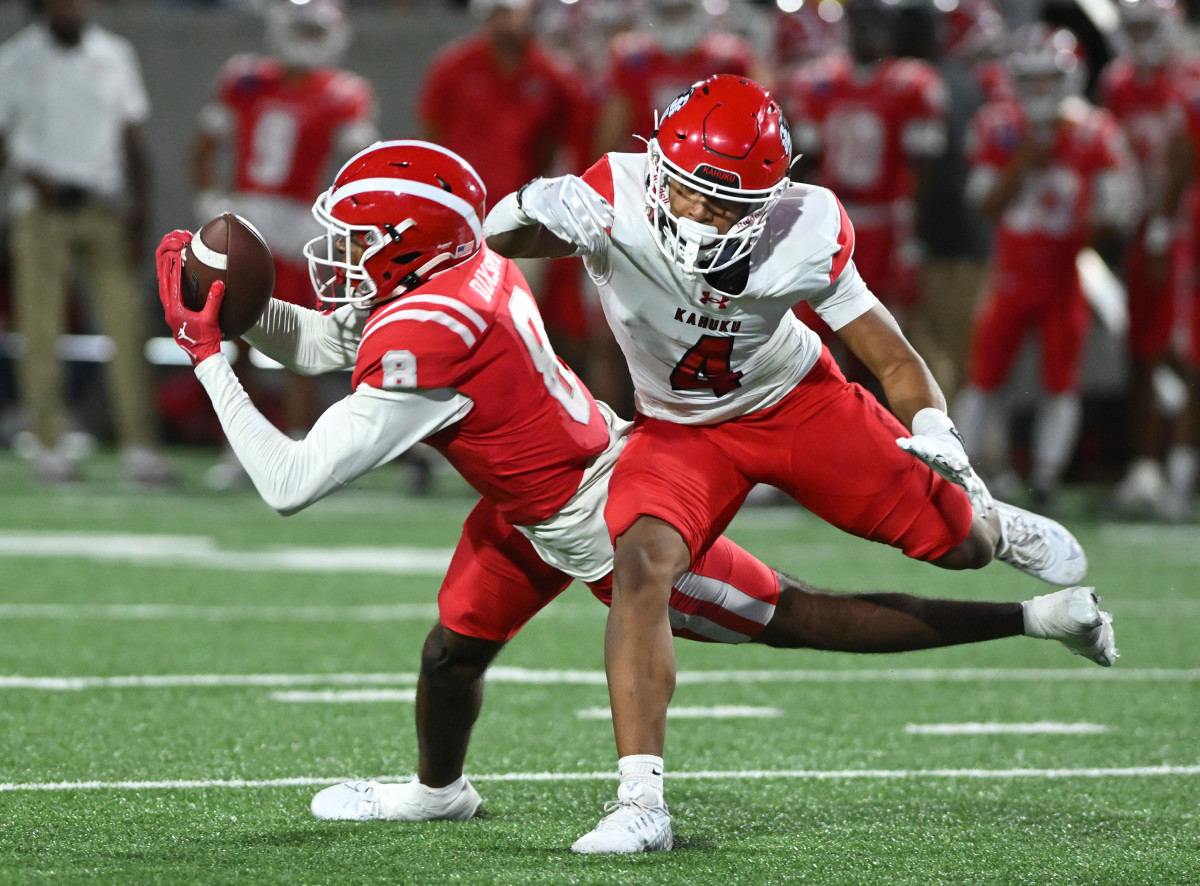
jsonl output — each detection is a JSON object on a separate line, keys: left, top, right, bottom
{"left": 670, "top": 335, "right": 743, "bottom": 396}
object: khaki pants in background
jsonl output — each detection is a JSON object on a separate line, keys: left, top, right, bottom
{"left": 11, "top": 203, "right": 157, "bottom": 451}
{"left": 907, "top": 259, "right": 989, "bottom": 402}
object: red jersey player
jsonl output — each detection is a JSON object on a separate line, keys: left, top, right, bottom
{"left": 1098, "top": 0, "right": 1200, "bottom": 511}
{"left": 191, "top": 0, "right": 377, "bottom": 483}
{"left": 778, "top": 0, "right": 947, "bottom": 317}
{"left": 155, "top": 140, "right": 1114, "bottom": 849}
{"left": 417, "top": 0, "right": 579, "bottom": 203}
{"left": 954, "top": 25, "right": 1138, "bottom": 509}
{"left": 593, "top": 0, "right": 764, "bottom": 155}
{"left": 485, "top": 74, "right": 1101, "bottom": 852}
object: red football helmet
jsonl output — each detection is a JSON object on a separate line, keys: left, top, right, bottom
{"left": 304, "top": 140, "right": 487, "bottom": 309}
{"left": 646, "top": 74, "right": 792, "bottom": 275}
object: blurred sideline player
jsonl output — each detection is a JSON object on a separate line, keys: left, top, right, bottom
{"left": 1098, "top": 0, "right": 1200, "bottom": 512}
{"left": 778, "top": 0, "right": 947, "bottom": 387}
{"left": 484, "top": 74, "right": 1094, "bottom": 852}
{"left": 586, "top": 0, "right": 767, "bottom": 417}
{"left": 417, "top": 0, "right": 587, "bottom": 463}
{"left": 154, "top": 140, "right": 1115, "bottom": 843}
{"left": 191, "top": 0, "right": 377, "bottom": 489}
{"left": 953, "top": 25, "right": 1138, "bottom": 509}
{"left": 893, "top": 0, "right": 990, "bottom": 401}
{"left": 1142, "top": 50, "right": 1200, "bottom": 520}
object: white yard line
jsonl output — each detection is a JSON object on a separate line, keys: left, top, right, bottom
{"left": 577, "top": 706, "right": 782, "bottom": 719}
{"left": 0, "top": 531, "right": 452, "bottom": 574}
{"left": 270, "top": 689, "right": 417, "bottom": 703}
{"left": 905, "top": 722, "right": 1110, "bottom": 735}
{"left": 2, "top": 666, "right": 1198, "bottom": 691}
{"left": 3, "top": 765, "right": 1199, "bottom": 793}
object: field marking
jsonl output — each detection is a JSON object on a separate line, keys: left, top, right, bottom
{"left": 0, "top": 602, "right": 599, "bottom": 621}
{"left": 577, "top": 705, "right": 781, "bottom": 719}
{"left": 905, "top": 722, "right": 1110, "bottom": 735}
{"left": 3, "top": 666, "right": 1199, "bottom": 691}
{"left": 3, "top": 765, "right": 1199, "bottom": 793}
{"left": 271, "top": 690, "right": 416, "bottom": 703}
{"left": 0, "top": 531, "right": 452, "bottom": 574}
{"left": 0, "top": 599, "right": 1191, "bottom": 620}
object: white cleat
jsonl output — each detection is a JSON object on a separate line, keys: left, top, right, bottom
{"left": 1023, "top": 586, "right": 1119, "bottom": 667}
{"left": 995, "top": 501, "right": 1088, "bottom": 585}
{"left": 1111, "top": 459, "right": 1166, "bottom": 513}
{"left": 310, "top": 776, "right": 481, "bottom": 821}
{"left": 571, "top": 782, "right": 673, "bottom": 854}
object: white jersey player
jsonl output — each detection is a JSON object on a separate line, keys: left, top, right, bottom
{"left": 484, "top": 74, "right": 1097, "bottom": 853}
{"left": 155, "top": 138, "right": 1114, "bottom": 848}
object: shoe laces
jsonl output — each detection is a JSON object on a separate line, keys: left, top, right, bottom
{"left": 1002, "top": 512, "right": 1053, "bottom": 567}
{"left": 596, "top": 789, "right": 666, "bottom": 831}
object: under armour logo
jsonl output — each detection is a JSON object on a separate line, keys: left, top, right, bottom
{"left": 699, "top": 292, "right": 729, "bottom": 309}
{"left": 176, "top": 323, "right": 198, "bottom": 346}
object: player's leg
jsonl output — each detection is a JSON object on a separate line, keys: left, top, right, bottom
{"left": 1029, "top": 288, "right": 1089, "bottom": 509}
{"left": 747, "top": 350, "right": 1086, "bottom": 584}
{"left": 573, "top": 420, "right": 749, "bottom": 854}
{"left": 311, "top": 498, "right": 574, "bottom": 822}
{"left": 11, "top": 204, "right": 75, "bottom": 478}
{"left": 678, "top": 537, "right": 1116, "bottom": 665}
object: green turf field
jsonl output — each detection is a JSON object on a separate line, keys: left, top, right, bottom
{"left": 1, "top": 449, "right": 1197, "bottom": 884}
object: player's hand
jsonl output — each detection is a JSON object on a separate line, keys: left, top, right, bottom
{"left": 155, "top": 229, "right": 224, "bottom": 366}
{"left": 514, "top": 175, "right": 614, "bottom": 252}
{"left": 897, "top": 410, "right": 994, "bottom": 518}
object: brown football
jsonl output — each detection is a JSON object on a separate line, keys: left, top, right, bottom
{"left": 181, "top": 213, "right": 275, "bottom": 340}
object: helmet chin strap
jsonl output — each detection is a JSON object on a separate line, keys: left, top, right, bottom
{"left": 674, "top": 217, "right": 719, "bottom": 272}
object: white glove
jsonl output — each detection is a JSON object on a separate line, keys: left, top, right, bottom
{"left": 896, "top": 407, "right": 994, "bottom": 518}
{"left": 513, "top": 175, "right": 614, "bottom": 253}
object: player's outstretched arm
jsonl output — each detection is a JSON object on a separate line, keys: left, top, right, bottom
{"left": 484, "top": 175, "right": 613, "bottom": 259}
{"left": 243, "top": 300, "right": 366, "bottom": 376}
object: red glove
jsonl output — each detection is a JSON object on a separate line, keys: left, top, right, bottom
{"left": 155, "top": 229, "right": 224, "bottom": 366}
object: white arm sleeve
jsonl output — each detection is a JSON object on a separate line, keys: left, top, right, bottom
{"left": 242, "top": 301, "right": 366, "bottom": 375}
{"left": 194, "top": 355, "right": 471, "bottom": 515}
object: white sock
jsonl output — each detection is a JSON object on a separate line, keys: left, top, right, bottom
{"left": 1166, "top": 445, "right": 1199, "bottom": 493}
{"left": 1031, "top": 393, "right": 1081, "bottom": 491}
{"left": 414, "top": 775, "right": 465, "bottom": 797}
{"left": 618, "top": 754, "right": 664, "bottom": 796}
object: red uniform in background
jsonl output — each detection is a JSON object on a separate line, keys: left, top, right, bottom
{"left": 1098, "top": 57, "right": 1200, "bottom": 361}
{"left": 780, "top": 53, "right": 947, "bottom": 312}
{"left": 417, "top": 36, "right": 578, "bottom": 203}
{"left": 965, "top": 99, "right": 1133, "bottom": 393}
{"left": 204, "top": 54, "right": 375, "bottom": 305}
{"left": 602, "top": 30, "right": 759, "bottom": 153}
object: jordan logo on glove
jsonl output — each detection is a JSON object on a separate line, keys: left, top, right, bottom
{"left": 176, "top": 323, "right": 198, "bottom": 346}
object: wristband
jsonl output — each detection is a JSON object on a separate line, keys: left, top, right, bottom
{"left": 911, "top": 407, "right": 955, "bottom": 438}
{"left": 482, "top": 190, "right": 535, "bottom": 238}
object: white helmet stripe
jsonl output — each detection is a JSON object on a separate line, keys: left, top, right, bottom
{"left": 336, "top": 139, "right": 487, "bottom": 198}
{"left": 329, "top": 177, "right": 483, "bottom": 241}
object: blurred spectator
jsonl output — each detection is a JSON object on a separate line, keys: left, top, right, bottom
{"left": 954, "top": 24, "right": 1139, "bottom": 510}
{"left": 778, "top": 0, "right": 947, "bottom": 388}
{"left": 530, "top": 0, "right": 636, "bottom": 406}
{"left": 418, "top": 0, "right": 576, "bottom": 204}
{"left": 1099, "top": 0, "right": 1200, "bottom": 513}
{"left": 896, "top": 0, "right": 990, "bottom": 400}
{"left": 584, "top": 0, "right": 765, "bottom": 416}
{"left": 770, "top": 0, "right": 845, "bottom": 75}
{"left": 1139, "top": 41, "right": 1200, "bottom": 519}
{"left": 0, "top": 0, "right": 176, "bottom": 485}
{"left": 191, "top": 0, "right": 378, "bottom": 489}
{"left": 593, "top": 0, "right": 766, "bottom": 156}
